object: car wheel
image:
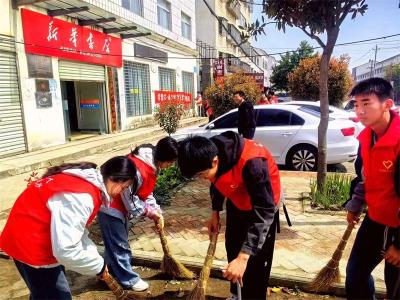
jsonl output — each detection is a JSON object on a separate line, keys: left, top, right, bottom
{"left": 287, "top": 145, "right": 318, "bottom": 171}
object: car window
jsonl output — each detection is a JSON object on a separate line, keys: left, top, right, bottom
{"left": 256, "top": 109, "right": 302, "bottom": 126}
{"left": 212, "top": 112, "right": 238, "bottom": 129}
{"left": 290, "top": 113, "right": 305, "bottom": 125}
{"left": 298, "top": 107, "right": 333, "bottom": 121}
{"left": 344, "top": 100, "right": 354, "bottom": 110}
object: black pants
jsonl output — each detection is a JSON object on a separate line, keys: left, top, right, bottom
{"left": 345, "top": 214, "right": 400, "bottom": 300}
{"left": 225, "top": 200, "right": 277, "bottom": 300}
{"left": 14, "top": 260, "right": 72, "bottom": 300}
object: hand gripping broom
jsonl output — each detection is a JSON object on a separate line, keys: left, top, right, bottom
{"left": 186, "top": 231, "right": 218, "bottom": 300}
{"left": 309, "top": 224, "right": 354, "bottom": 292}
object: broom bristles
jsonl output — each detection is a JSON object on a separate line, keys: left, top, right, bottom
{"left": 103, "top": 271, "right": 130, "bottom": 300}
{"left": 309, "top": 224, "right": 354, "bottom": 292}
{"left": 161, "top": 253, "right": 195, "bottom": 279}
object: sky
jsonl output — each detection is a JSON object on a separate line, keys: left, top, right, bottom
{"left": 250, "top": 0, "right": 400, "bottom": 70}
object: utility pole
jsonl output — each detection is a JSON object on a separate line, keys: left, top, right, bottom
{"left": 372, "top": 44, "right": 378, "bottom": 76}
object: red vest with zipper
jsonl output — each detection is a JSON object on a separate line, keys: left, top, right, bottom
{"left": 109, "top": 154, "right": 157, "bottom": 215}
{"left": 358, "top": 112, "right": 400, "bottom": 227}
{"left": 0, "top": 174, "right": 102, "bottom": 266}
{"left": 213, "top": 139, "right": 281, "bottom": 211}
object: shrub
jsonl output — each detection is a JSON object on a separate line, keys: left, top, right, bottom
{"left": 204, "top": 72, "right": 261, "bottom": 117}
{"left": 154, "top": 165, "right": 187, "bottom": 206}
{"left": 288, "top": 55, "right": 353, "bottom": 107}
{"left": 154, "top": 98, "right": 185, "bottom": 135}
{"left": 309, "top": 172, "right": 353, "bottom": 209}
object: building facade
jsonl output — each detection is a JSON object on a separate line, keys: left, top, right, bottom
{"left": 196, "top": 0, "right": 263, "bottom": 92}
{"left": 253, "top": 47, "right": 277, "bottom": 88}
{"left": 352, "top": 54, "right": 400, "bottom": 82}
{"left": 0, "top": 0, "right": 197, "bottom": 157}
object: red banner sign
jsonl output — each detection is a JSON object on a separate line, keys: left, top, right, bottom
{"left": 21, "top": 9, "right": 122, "bottom": 67}
{"left": 244, "top": 73, "right": 264, "bottom": 91}
{"left": 154, "top": 91, "right": 192, "bottom": 108}
{"left": 213, "top": 58, "right": 224, "bottom": 79}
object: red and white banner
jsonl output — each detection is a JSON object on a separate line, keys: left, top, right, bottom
{"left": 154, "top": 91, "right": 192, "bottom": 108}
{"left": 21, "top": 9, "right": 122, "bottom": 67}
{"left": 244, "top": 73, "right": 264, "bottom": 91}
{"left": 213, "top": 58, "right": 224, "bottom": 79}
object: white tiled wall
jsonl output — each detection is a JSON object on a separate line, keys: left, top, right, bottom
{"left": 85, "top": 0, "right": 196, "bottom": 50}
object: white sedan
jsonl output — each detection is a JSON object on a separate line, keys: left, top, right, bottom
{"left": 173, "top": 104, "right": 358, "bottom": 171}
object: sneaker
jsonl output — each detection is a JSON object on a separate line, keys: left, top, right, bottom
{"left": 226, "top": 295, "right": 238, "bottom": 300}
{"left": 130, "top": 278, "right": 149, "bottom": 291}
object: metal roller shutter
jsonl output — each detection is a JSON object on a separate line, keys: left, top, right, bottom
{"left": 59, "top": 60, "right": 105, "bottom": 81}
{"left": 0, "top": 36, "right": 26, "bottom": 158}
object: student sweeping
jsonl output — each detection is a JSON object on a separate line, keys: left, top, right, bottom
{"left": 178, "top": 131, "right": 281, "bottom": 300}
{"left": 344, "top": 78, "right": 400, "bottom": 300}
{"left": 0, "top": 156, "right": 137, "bottom": 300}
{"left": 98, "top": 137, "right": 178, "bottom": 291}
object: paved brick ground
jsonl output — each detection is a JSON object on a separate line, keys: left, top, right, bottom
{"left": 127, "top": 172, "right": 385, "bottom": 288}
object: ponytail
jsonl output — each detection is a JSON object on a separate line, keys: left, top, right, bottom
{"left": 42, "top": 162, "right": 97, "bottom": 178}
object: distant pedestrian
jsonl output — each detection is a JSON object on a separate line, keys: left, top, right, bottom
{"left": 204, "top": 99, "right": 215, "bottom": 123}
{"left": 267, "top": 90, "right": 278, "bottom": 104}
{"left": 0, "top": 157, "right": 137, "bottom": 300}
{"left": 258, "top": 94, "right": 270, "bottom": 105}
{"left": 233, "top": 90, "right": 256, "bottom": 139}
{"left": 344, "top": 78, "right": 400, "bottom": 300}
{"left": 195, "top": 91, "right": 204, "bottom": 117}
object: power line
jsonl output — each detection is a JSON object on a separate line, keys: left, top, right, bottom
{"left": 1, "top": 33, "right": 399, "bottom": 61}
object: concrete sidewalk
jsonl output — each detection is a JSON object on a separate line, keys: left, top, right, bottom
{"left": 122, "top": 172, "right": 386, "bottom": 297}
{"left": 0, "top": 117, "right": 206, "bottom": 179}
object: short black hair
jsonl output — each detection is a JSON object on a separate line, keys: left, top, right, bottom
{"left": 154, "top": 137, "right": 178, "bottom": 162}
{"left": 234, "top": 90, "right": 245, "bottom": 98}
{"left": 177, "top": 136, "right": 218, "bottom": 178}
{"left": 349, "top": 77, "right": 393, "bottom": 101}
{"left": 268, "top": 90, "right": 275, "bottom": 95}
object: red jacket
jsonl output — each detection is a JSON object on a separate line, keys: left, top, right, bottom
{"left": 0, "top": 174, "right": 102, "bottom": 266}
{"left": 213, "top": 139, "right": 281, "bottom": 211}
{"left": 109, "top": 154, "right": 157, "bottom": 215}
{"left": 358, "top": 111, "right": 400, "bottom": 227}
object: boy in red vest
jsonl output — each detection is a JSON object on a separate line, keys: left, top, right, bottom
{"left": 344, "top": 78, "right": 400, "bottom": 299}
{"left": 178, "top": 131, "right": 281, "bottom": 300}
{"left": 98, "top": 137, "right": 178, "bottom": 291}
{"left": 0, "top": 157, "right": 137, "bottom": 299}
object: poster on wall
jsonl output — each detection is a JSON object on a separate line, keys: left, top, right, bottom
{"left": 154, "top": 91, "right": 192, "bottom": 109}
{"left": 35, "top": 79, "right": 52, "bottom": 108}
{"left": 27, "top": 54, "right": 53, "bottom": 78}
{"left": 80, "top": 99, "right": 100, "bottom": 109}
{"left": 21, "top": 9, "right": 122, "bottom": 67}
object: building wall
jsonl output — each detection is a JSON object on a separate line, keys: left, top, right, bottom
{"left": 352, "top": 54, "right": 400, "bottom": 82}
{"left": 0, "top": 0, "right": 13, "bottom": 36}
{"left": 195, "top": 0, "right": 217, "bottom": 47}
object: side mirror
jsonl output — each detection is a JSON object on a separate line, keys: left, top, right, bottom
{"left": 207, "top": 123, "right": 215, "bottom": 130}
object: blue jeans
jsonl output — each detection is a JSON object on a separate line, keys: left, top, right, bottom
{"left": 14, "top": 260, "right": 71, "bottom": 300}
{"left": 97, "top": 211, "right": 140, "bottom": 288}
{"left": 346, "top": 214, "right": 400, "bottom": 300}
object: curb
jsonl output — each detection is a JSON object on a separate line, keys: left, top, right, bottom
{"left": 0, "top": 118, "right": 206, "bottom": 179}
{"left": 130, "top": 250, "right": 386, "bottom": 299}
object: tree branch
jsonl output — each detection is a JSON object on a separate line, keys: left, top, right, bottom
{"left": 338, "top": 0, "right": 362, "bottom": 26}
{"left": 301, "top": 26, "right": 326, "bottom": 48}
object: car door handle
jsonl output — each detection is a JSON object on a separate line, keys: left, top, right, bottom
{"left": 282, "top": 132, "right": 293, "bottom": 136}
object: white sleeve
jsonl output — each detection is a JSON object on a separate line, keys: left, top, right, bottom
{"left": 47, "top": 192, "right": 104, "bottom": 276}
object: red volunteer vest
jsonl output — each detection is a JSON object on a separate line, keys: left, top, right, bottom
{"left": 0, "top": 173, "right": 102, "bottom": 266}
{"left": 358, "top": 112, "right": 400, "bottom": 227}
{"left": 109, "top": 154, "right": 157, "bottom": 214}
{"left": 213, "top": 139, "right": 281, "bottom": 211}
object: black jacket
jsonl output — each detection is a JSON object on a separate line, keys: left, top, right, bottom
{"left": 210, "top": 131, "right": 276, "bottom": 255}
{"left": 238, "top": 100, "right": 256, "bottom": 139}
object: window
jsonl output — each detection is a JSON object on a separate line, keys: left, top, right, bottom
{"left": 181, "top": 12, "right": 192, "bottom": 40}
{"left": 124, "top": 61, "right": 151, "bottom": 117}
{"left": 159, "top": 67, "right": 176, "bottom": 91}
{"left": 212, "top": 112, "right": 238, "bottom": 129}
{"left": 256, "top": 109, "right": 304, "bottom": 126}
{"left": 182, "top": 71, "right": 194, "bottom": 99}
{"left": 239, "top": 13, "right": 246, "bottom": 28}
{"left": 122, "top": 0, "right": 143, "bottom": 16}
{"left": 157, "top": 0, "right": 171, "bottom": 30}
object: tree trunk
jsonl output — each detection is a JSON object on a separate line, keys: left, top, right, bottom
{"left": 317, "top": 28, "right": 338, "bottom": 192}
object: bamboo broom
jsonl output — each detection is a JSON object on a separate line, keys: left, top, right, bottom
{"left": 155, "top": 218, "right": 195, "bottom": 279}
{"left": 186, "top": 232, "right": 219, "bottom": 300}
{"left": 309, "top": 224, "right": 354, "bottom": 292}
{"left": 102, "top": 271, "right": 130, "bottom": 300}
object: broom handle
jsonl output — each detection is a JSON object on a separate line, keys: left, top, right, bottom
{"left": 198, "top": 232, "right": 218, "bottom": 285}
{"left": 156, "top": 219, "right": 171, "bottom": 255}
{"left": 332, "top": 224, "right": 354, "bottom": 262}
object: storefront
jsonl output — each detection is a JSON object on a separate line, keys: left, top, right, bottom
{"left": 19, "top": 8, "right": 122, "bottom": 147}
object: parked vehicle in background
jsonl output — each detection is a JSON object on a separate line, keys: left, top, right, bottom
{"left": 172, "top": 104, "right": 358, "bottom": 171}
{"left": 281, "top": 100, "right": 364, "bottom": 135}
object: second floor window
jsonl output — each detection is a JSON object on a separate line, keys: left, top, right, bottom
{"left": 181, "top": 12, "right": 192, "bottom": 40}
{"left": 157, "top": 0, "right": 171, "bottom": 30}
{"left": 122, "top": 0, "right": 143, "bottom": 17}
